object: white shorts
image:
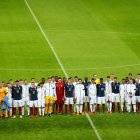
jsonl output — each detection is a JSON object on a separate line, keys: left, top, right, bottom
{"left": 127, "top": 96, "right": 136, "bottom": 105}
{"left": 76, "top": 97, "right": 84, "bottom": 104}
{"left": 136, "top": 96, "right": 140, "bottom": 103}
{"left": 97, "top": 97, "right": 105, "bottom": 104}
{"left": 22, "top": 97, "right": 29, "bottom": 106}
{"left": 38, "top": 100, "right": 45, "bottom": 107}
{"left": 8, "top": 99, "right": 13, "bottom": 108}
{"left": 84, "top": 96, "right": 89, "bottom": 103}
{"left": 105, "top": 94, "right": 112, "bottom": 102}
{"left": 112, "top": 93, "right": 120, "bottom": 103}
{"left": 65, "top": 97, "right": 73, "bottom": 105}
{"left": 120, "top": 96, "right": 125, "bottom": 103}
{"left": 29, "top": 100, "right": 38, "bottom": 107}
{"left": 89, "top": 96, "right": 97, "bottom": 104}
{"left": 13, "top": 100, "right": 23, "bottom": 107}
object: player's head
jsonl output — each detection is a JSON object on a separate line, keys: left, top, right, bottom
{"left": 110, "top": 73, "right": 115, "bottom": 80}
{"left": 41, "top": 77, "right": 46, "bottom": 83}
{"left": 31, "top": 82, "right": 35, "bottom": 87}
{"left": 31, "top": 78, "right": 36, "bottom": 83}
{"left": 78, "top": 78, "right": 82, "bottom": 84}
{"left": 51, "top": 76, "right": 55, "bottom": 82}
{"left": 39, "top": 82, "right": 44, "bottom": 88}
{"left": 129, "top": 79, "right": 133, "bottom": 84}
{"left": 137, "top": 73, "right": 140, "bottom": 79}
{"left": 24, "top": 79, "right": 28, "bottom": 85}
{"left": 84, "top": 77, "right": 88, "bottom": 82}
{"left": 91, "top": 78, "right": 95, "bottom": 84}
{"left": 68, "top": 77, "right": 72, "bottom": 84}
{"left": 7, "top": 82, "right": 11, "bottom": 88}
{"left": 48, "top": 77, "right": 52, "bottom": 83}
{"left": 93, "top": 74, "right": 97, "bottom": 79}
{"left": 74, "top": 76, "right": 78, "bottom": 82}
{"left": 135, "top": 79, "right": 139, "bottom": 84}
{"left": 9, "top": 79, "right": 14, "bottom": 86}
{"left": 58, "top": 77, "right": 62, "bottom": 83}
{"left": 100, "top": 78, "right": 103, "bottom": 83}
{"left": 114, "top": 77, "right": 118, "bottom": 83}
{"left": 122, "top": 79, "right": 126, "bottom": 84}
{"left": 63, "top": 77, "right": 67, "bottom": 83}
{"left": 15, "top": 80, "right": 20, "bottom": 86}
{"left": 128, "top": 73, "right": 132, "bottom": 79}
{"left": 106, "top": 76, "right": 110, "bottom": 81}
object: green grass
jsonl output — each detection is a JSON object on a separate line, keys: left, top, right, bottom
{"left": 0, "top": 0, "right": 140, "bottom": 139}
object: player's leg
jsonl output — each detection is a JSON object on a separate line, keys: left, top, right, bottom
{"left": 48, "top": 96, "right": 54, "bottom": 115}
{"left": 102, "top": 97, "right": 105, "bottom": 112}
{"left": 80, "top": 98, "right": 84, "bottom": 114}
{"left": 42, "top": 101, "right": 45, "bottom": 117}
{"left": 97, "top": 97, "right": 101, "bottom": 112}
{"left": 116, "top": 94, "right": 120, "bottom": 112}
{"left": 13, "top": 100, "right": 17, "bottom": 118}
{"left": 29, "top": 101, "right": 33, "bottom": 117}
{"left": 45, "top": 96, "right": 49, "bottom": 115}
{"left": 138, "top": 97, "right": 140, "bottom": 112}
{"left": 121, "top": 96, "right": 124, "bottom": 112}
{"left": 69, "top": 98, "right": 73, "bottom": 114}
{"left": 82, "top": 96, "right": 86, "bottom": 113}
{"left": 112, "top": 94, "right": 115, "bottom": 112}
{"left": 38, "top": 100, "right": 42, "bottom": 116}
{"left": 65, "top": 98, "right": 69, "bottom": 114}
{"left": 76, "top": 98, "right": 80, "bottom": 115}
{"left": 34, "top": 100, "right": 38, "bottom": 117}
{"left": 22, "top": 98, "right": 25, "bottom": 116}
{"left": 127, "top": 97, "right": 131, "bottom": 113}
{"left": 18, "top": 100, "right": 23, "bottom": 118}
{"left": 132, "top": 96, "right": 136, "bottom": 113}
{"left": 8, "top": 99, "right": 13, "bottom": 118}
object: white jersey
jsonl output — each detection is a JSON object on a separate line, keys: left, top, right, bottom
{"left": 74, "top": 84, "right": 85, "bottom": 98}
{"left": 6, "top": 87, "right": 12, "bottom": 100}
{"left": 37, "top": 87, "right": 46, "bottom": 101}
{"left": 44, "top": 82, "right": 56, "bottom": 97}
{"left": 120, "top": 84, "right": 127, "bottom": 97}
{"left": 126, "top": 84, "right": 136, "bottom": 96}
{"left": 22, "top": 84, "right": 30, "bottom": 98}
{"left": 73, "top": 82, "right": 78, "bottom": 87}
{"left": 88, "top": 83, "right": 97, "bottom": 97}
{"left": 104, "top": 81, "right": 112, "bottom": 95}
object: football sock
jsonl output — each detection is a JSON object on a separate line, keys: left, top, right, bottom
{"left": 76, "top": 105, "right": 79, "bottom": 113}
{"left": 42, "top": 108, "right": 45, "bottom": 116}
{"left": 80, "top": 105, "right": 83, "bottom": 113}
{"left": 87, "top": 103, "right": 90, "bottom": 112}
{"left": 65, "top": 105, "right": 68, "bottom": 113}
{"left": 39, "top": 108, "right": 41, "bottom": 116}
{"left": 133, "top": 105, "right": 136, "bottom": 113}
{"left": 9, "top": 108, "right": 12, "bottom": 117}
{"left": 22, "top": 107, "right": 24, "bottom": 116}
{"left": 90, "top": 104, "right": 93, "bottom": 112}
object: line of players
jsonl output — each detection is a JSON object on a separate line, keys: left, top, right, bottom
{"left": 0, "top": 73, "right": 140, "bottom": 118}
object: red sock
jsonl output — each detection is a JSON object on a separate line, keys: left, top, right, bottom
{"left": 102, "top": 104, "right": 105, "bottom": 112}
{"left": 69, "top": 104, "right": 73, "bottom": 113}
{"left": 138, "top": 103, "right": 140, "bottom": 111}
{"left": 13, "top": 107, "right": 16, "bottom": 116}
{"left": 59, "top": 103, "right": 63, "bottom": 113}
{"left": 112, "top": 103, "right": 115, "bottom": 112}
{"left": 82, "top": 103, "right": 85, "bottom": 112}
{"left": 30, "top": 107, "right": 33, "bottom": 116}
{"left": 35, "top": 107, "right": 38, "bottom": 115}
{"left": 65, "top": 105, "right": 68, "bottom": 113}
{"left": 117, "top": 103, "right": 120, "bottom": 112}
{"left": 97, "top": 104, "right": 100, "bottom": 112}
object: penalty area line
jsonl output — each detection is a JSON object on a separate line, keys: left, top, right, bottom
{"left": 85, "top": 113, "right": 102, "bottom": 140}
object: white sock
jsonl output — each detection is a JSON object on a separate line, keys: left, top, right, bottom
{"left": 133, "top": 105, "right": 136, "bottom": 113}
{"left": 74, "top": 104, "right": 77, "bottom": 112}
{"left": 10, "top": 108, "right": 12, "bottom": 117}
{"left": 121, "top": 103, "right": 124, "bottom": 112}
{"left": 80, "top": 105, "right": 83, "bottom": 113}
{"left": 76, "top": 105, "right": 79, "bottom": 113}
{"left": 110, "top": 102, "right": 112, "bottom": 112}
{"left": 39, "top": 108, "right": 41, "bottom": 116}
{"left": 107, "top": 102, "right": 109, "bottom": 111}
{"left": 128, "top": 105, "right": 131, "bottom": 112}
{"left": 42, "top": 108, "right": 45, "bottom": 116}
{"left": 22, "top": 107, "right": 24, "bottom": 116}
{"left": 27, "top": 106, "right": 30, "bottom": 116}
{"left": 90, "top": 104, "right": 93, "bottom": 112}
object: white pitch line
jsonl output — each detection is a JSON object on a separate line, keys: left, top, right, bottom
{"left": 24, "top": 0, "right": 68, "bottom": 78}
{"left": 0, "top": 63, "right": 140, "bottom": 72}
{"left": 85, "top": 113, "right": 102, "bottom": 140}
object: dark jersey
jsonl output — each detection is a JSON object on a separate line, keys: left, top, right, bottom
{"left": 97, "top": 83, "right": 105, "bottom": 97}
{"left": 12, "top": 86, "right": 22, "bottom": 100}
{"left": 29, "top": 87, "right": 38, "bottom": 101}
{"left": 111, "top": 82, "right": 120, "bottom": 94}
{"left": 82, "top": 81, "right": 90, "bottom": 96}
{"left": 65, "top": 84, "right": 74, "bottom": 97}
{"left": 135, "top": 84, "right": 140, "bottom": 96}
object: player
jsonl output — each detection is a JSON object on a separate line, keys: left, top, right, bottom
{"left": 37, "top": 82, "right": 46, "bottom": 117}
{"left": 88, "top": 78, "right": 97, "bottom": 114}
{"left": 74, "top": 79, "right": 85, "bottom": 115}
{"left": 22, "top": 80, "right": 30, "bottom": 117}
{"left": 64, "top": 78, "right": 74, "bottom": 114}
{"left": 120, "top": 79, "right": 127, "bottom": 112}
{"left": 97, "top": 78, "right": 106, "bottom": 112}
{"left": 12, "top": 80, "right": 23, "bottom": 118}
{"left": 29, "top": 82, "right": 38, "bottom": 117}
{"left": 55, "top": 77, "right": 64, "bottom": 114}
{"left": 6, "top": 82, "right": 13, "bottom": 117}
{"left": 135, "top": 79, "right": 140, "bottom": 112}
{"left": 93, "top": 74, "right": 100, "bottom": 84}
{"left": 105, "top": 76, "right": 112, "bottom": 113}
{"left": 0, "top": 82, "right": 7, "bottom": 118}
{"left": 111, "top": 77, "right": 120, "bottom": 112}
{"left": 126, "top": 79, "right": 136, "bottom": 113}
{"left": 82, "top": 77, "right": 90, "bottom": 114}
{"left": 44, "top": 78, "right": 56, "bottom": 116}
{"left": 73, "top": 76, "right": 78, "bottom": 114}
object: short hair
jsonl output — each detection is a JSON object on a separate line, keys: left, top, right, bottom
{"left": 78, "top": 78, "right": 82, "bottom": 81}
{"left": 128, "top": 73, "right": 132, "bottom": 76}
{"left": 91, "top": 78, "right": 95, "bottom": 81}
{"left": 107, "top": 76, "right": 110, "bottom": 78}
{"left": 74, "top": 76, "right": 78, "bottom": 79}
{"left": 15, "top": 80, "right": 19, "bottom": 83}
{"left": 100, "top": 78, "right": 103, "bottom": 81}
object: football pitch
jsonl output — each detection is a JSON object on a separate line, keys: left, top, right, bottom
{"left": 0, "top": 0, "right": 140, "bottom": 140}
